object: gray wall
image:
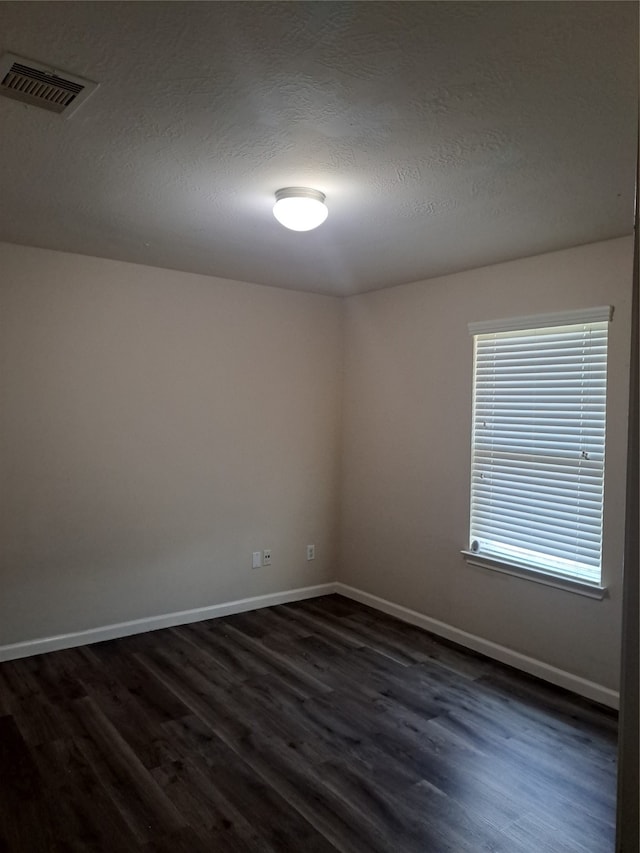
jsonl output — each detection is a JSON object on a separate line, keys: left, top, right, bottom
{"left": 339, "top": 237, "right": 633, "bottom": 690}
{"left": 0, "top": 243, "right": 343, "bottom": 644}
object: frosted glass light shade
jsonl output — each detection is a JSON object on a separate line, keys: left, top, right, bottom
{"left": 273, "top": 187, "right": 328, "bottom": 231}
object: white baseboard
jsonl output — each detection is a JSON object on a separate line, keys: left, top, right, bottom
{"left": 0, "top": 583, "right": 337, "bottom": 663}
{"left": 335, "top": 583, "right": 619, "bottom": 710}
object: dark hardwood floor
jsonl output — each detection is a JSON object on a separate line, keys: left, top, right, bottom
{"left": 0, "top": 594, "right": 617, "bottom": 852}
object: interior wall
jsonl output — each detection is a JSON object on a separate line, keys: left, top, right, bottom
{"left": 0, "top": 242, "right": 343, "bottom": 646}
{"left": 339, "top": 236, "right": 633, "bottom": 690}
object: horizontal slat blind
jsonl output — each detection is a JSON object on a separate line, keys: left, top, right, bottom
{"left": 469, "top": 320, "right": 609, "bottom": 584}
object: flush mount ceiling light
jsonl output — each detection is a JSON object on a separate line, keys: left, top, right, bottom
{"left": 273, "top": 187, "right": 328, "bottom": 232}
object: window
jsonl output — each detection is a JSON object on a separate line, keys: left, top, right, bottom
{"left": 464, "top": 307, "right": 612, "bottom": 596}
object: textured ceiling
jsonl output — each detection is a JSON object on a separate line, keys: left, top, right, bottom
{"left": 0, "top": 1, "right": 637, "bottom": 295}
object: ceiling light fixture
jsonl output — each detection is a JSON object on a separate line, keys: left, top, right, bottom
{"left": 273, "top": 187, "right": 328, "bottom": 232}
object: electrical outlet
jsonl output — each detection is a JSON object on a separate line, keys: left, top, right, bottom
{"left": 262, "top": 549, "right": 272, "bottom": 566}
{"left": 252, "top": 551, "right": 261, "bottom": 569}
{"left": 306, "top": 544, "right": 315, "bottom": 561}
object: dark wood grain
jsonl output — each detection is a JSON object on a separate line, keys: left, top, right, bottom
{"left": 0, "top": 594, "right": 617, "bottom": 852}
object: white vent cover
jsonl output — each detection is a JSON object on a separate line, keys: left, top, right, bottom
{"left": 0, "top": 53, "right": 98, "bottom": 116}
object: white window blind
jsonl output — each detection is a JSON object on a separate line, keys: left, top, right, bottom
{"left": 468, "top": 308, "right": 611, "bottom": 585}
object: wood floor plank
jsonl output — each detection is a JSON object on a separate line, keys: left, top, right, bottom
{"left": 172, "top": 621, "right": 271, "bottom": 682}
{"left": 213, "top": 621, "right": 334, "bottom": 697}
{"left": 150, "top": 756, "right": 276, "bottom": 851}
{"left": 278, "top": 602, "right": 366, "bottom": 651}
{"left": 224, "top": 728, "right": 395, "bottom": 853}
{"left": 0, "top": 715, "right": 61, "bottom": 852}
{"left": 89, "top": 643, "right": 190, "bottom": 724}
{"left": 140, "top": 824, "right": 243, "bottom": 853}
{"left": 134, "top": 649, "right": 255, "bottom": 745}
{"left": 341, "top": 602, "right": 497, "bottom": 679}
{"left": 0, "top": 595, "right": 617, "bottom": 852}
{"left": 77, "top": 665, "right": 180, "bottom": 770}
{"left": 68, "top": 697, "right": 186, "bottom": 845}
{"left": 184, "top": 749, "right": 341, "bottom": 852}
{"left": 33, "top": 736, "right": 142, "bottom": 852}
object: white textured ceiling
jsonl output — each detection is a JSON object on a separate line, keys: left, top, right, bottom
{"left": 0, "top": 1, "right": 637, "bottom": 295}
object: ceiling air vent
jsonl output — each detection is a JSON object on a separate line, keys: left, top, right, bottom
{"left": 0, "top": 53, "right": 98, "bottom": 116}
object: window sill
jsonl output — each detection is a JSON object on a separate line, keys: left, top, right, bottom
{"left": 460, "top": 551, "right": 608, "bottom": 599}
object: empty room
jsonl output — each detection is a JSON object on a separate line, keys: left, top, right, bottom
{"left": 0, "top": 2, "right": 638, "bottom": 852}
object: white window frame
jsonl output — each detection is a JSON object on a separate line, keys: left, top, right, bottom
{"left": 462, "top": 307, "right": 612, "bottom": 599}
